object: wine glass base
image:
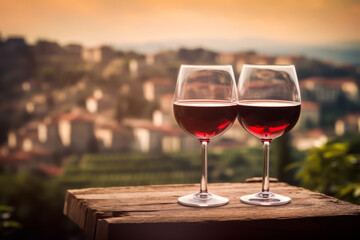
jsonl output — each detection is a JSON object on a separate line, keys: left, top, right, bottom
{"left": 240, "top": 192, "right": 291, "bottom": 206}
{"left": 178, "top": 192, "right": 229, "bottom": 207}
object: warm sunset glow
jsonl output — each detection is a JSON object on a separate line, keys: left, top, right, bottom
{"left": 0, "top": 0, "right": 359, "bottom": 46}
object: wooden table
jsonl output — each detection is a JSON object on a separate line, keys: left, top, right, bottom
{"left": 64, "top": 182, "right": 360, "bottom": 240}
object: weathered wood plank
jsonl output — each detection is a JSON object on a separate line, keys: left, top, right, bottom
{"left": 64, "top": 182, "right": 360, "bottom": 240}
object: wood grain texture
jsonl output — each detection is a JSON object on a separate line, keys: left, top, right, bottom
{"left": 64, "top": 182, "right": 360, "bottom": 240}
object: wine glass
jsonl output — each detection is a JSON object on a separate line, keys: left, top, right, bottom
{"left": 237, "top": 64, "right": 301, "bottom": 206}
{"left": 173, "top": 65, "right": 238, "bottom": 207}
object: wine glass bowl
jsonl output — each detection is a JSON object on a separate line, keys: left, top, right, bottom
{"left": 173, "top": 100, "right": 237, "bottom": 140}
{"left": 173, "top": 65, "right": 238, "bottom": 207}
{"left": 238, "top": 65, "right": 301, "bottom": 206}
{"left": 238, "top": 100, "right": 301, "bottom": 141}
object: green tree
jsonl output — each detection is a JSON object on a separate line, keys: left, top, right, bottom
{"left": 289, "top": 139, "right": 360, "bottom": 204}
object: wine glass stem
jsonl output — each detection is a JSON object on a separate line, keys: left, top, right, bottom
{"left": 262, "top": 141, "right": 271, "bottom": 194}
{"left": 200, "top": 140, "right": 209, "bottom": 194}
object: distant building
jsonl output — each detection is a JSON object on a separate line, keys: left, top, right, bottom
{"left": 0, "top": 148, "right": 51, "bottom": 173}
{"left": 86, "top": 97, "right": 98, "bottom": 113}
{"left": 216, "top": 53, "right": 237, "bottom": 65}
{"left": 274, "top": 55, "right": 304, "bottom": 65}
{"left": 82, "top": 46, "right": 116, "bottom": 63}
{"left": 58, "top": 113, "right": 96, "bottom": 152}
{"left": 33, "top": 40, "right": 82, "bottom": 64}
{"left": 52, "top": 90, "right": 67, "bottom": 104}
{"left": 298, "top": 101, "right": 320, "bottom": 129}
{"left": 38, "top": 117, "right": 63, "bottom": 151}
{"left": 152, "top": 94, "right": 176, "bottom": 127}
{"left": 146, "top": 54, "right": 154, "bottom": 65}
{"left": 292, "top": 129, "right": 328, "bottom": 150}
{"left": 95, "top": 124, "right": 133, "bottom": 152}
{"left": 7, "top": 131, "right": 17, "bottom": 149}
{"left": 21, "top": 78, "right": 41, "bottom": 93}
{"left": 300, "top": 77, "right": 358, "bottom": 103}
{"left": 159, "top": 93, "right": 173, "bottom": 113}
{"left": 153, "top": 110, "right": 175, "bottom": 127}
{"left": 85, "top": 91, "right": 113, "bottom": 114}
{"left": 82, "top": 48, "right": 101, "bottom": 62}
{"left": 64, "top": 44, "right": 82, "bottom": 58}
{"left": 129, "top": 59, "right": 138, "bottom": 79}
{"left": 0, "top": 36, "right": 33, "bottom": 85}
{"left": 152, "top": 50, "right": 177, "bottom": 65}
{"left": 133, "top": 125, "right": 165, "bottom": 153}
{"left": 7, "top": 121, "right": 40, "bottom": 151}
{"left": 127, "top": 121, "right": 196, "bottom": 153}
{"left": 216, "top": 52, "right": 275, "bottom": 74}
{"left": 3, "top": 37, "right": 27, "bottom": 49}
{"left": 22, "top": 133, "right": 37, "bottom": 152}
{"left": 52, "top": 86, "right": 80, "bottom": 104}
{"left": 143, "top": 78, "right": 174, "bottom": 102}
{"left": 335, "top": 113, "right": 360, "bottom": 136}
{"left": 25, "top": 94, "right": 47, "bottom": 114}
{"left": 34, "top": 40, "right": 63, "bottom": 55}
{"left": 3, "top": 118, "right": 52, "bottom": 173}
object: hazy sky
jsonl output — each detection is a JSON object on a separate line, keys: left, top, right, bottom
{"left": 0, "top": 0, "right": 359, "bottom": 47}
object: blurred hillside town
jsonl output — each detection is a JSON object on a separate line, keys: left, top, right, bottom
{"left": 1, "top": 35, "right": 360, "bottom": 176}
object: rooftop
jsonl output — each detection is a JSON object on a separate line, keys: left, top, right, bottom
{"left": 300, "top": 77, "right": 357, "bottom": 88}
{"left": 0, "top": 147, "right": 50, "bottom": 163}
{"left": 339, "top": 112, "right": 360, "bottom": 122}
{"left": 135, "top": 124, "right": 183, "bottom": 135}
{"left": 301, "top": 101, "right": 319, "bottom": 111}
{"left": 144, "top": 77, "right": 173, "bottom": 85}
{"left": 58, "top": 113, "right": 97, "bottom": 123}
{"left": 39, "top": 164, "right": 63, "bottom": 176}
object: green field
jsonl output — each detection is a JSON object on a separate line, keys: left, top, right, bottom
{"left": 59, "top": 147, "right": 267, "bottom": 189}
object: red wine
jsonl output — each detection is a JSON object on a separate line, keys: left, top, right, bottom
{"left": 173, "top": 100, "right": 238, "bottom": 140}
{"left": 238, "top": 100, "right": 301, "bottom": 141}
